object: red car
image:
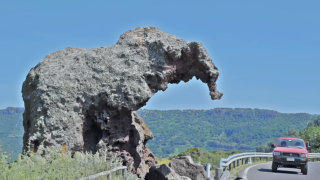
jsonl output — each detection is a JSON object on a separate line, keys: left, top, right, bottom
{"left": 271, "top": 137, "right": 311, "bottom": 175}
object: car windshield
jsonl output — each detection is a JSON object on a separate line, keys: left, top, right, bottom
{"left": 277, "top": 139, "right": 305, "bottom": 149}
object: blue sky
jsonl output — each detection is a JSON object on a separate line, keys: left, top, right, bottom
{"left": 0, "top": 0, "right": 319, "bottom": 113}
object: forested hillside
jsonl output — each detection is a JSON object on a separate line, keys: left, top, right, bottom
{"left": 139, "top": 108, "right": 319, "bottom": 157}
{"left": 0, "top": 107, "right": 24, "bottom": 160}
{"left": 0, "top": 107, "right": 318, "bottom": 159}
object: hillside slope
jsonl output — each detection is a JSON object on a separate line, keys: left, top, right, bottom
{"left": 0, "top": 107, "right": 318, "bottom": 159}
{"left": 138, "top": 108, "right": 318, "bottom": 157}
{"left": 0, "top": 107, "right": 24, "bottom": 159}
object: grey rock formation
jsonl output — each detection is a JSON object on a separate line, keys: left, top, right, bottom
{"left": 146, "top": 156, "right": 209, "bottom": 180}
{"left": 170, "top": 156, "right": 209, "bottom": 180}
{"left": 22, "top": 26, "right": 222, "bottom": 178}
{"left": 145, "top": 164, "right": 191, "bottom": 180}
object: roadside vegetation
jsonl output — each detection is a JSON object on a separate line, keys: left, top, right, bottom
{"left": 300, "top": 118, "right": 320, "bottom": 152}
{"left": 0, "top": 149, "right": 138, "bottom": 180}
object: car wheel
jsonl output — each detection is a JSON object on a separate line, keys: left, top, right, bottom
{"left": 301, "top": 164, "right": 308, "bottom": 175}
{"left": 272, "top": 162, "right": 278, "bottom": 172}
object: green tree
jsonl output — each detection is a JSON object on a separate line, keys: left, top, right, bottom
{"left": 300, "top": 124, "right": 320, "bottom": 152}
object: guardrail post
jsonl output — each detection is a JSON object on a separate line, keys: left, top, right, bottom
{"left": 241, "top": 158, "right": 244, "bottom": 165}
{"left": 214, "top": 168, "right": 223, "bottom": 180}
{"left": 233, "top": 161, "right": 236, "bottom": 168}
{"left": 206, "top": 163, "right": 211, "bottom": 180}
{"left": 247, "top": 157, "right": 252, "bottom": 164}
{"left": 236, "top": 159, "right": 239, "bottom": 167}
{"left": 220, "top": 158, "right": 224, "bottom": 168}
{"left": 122, "top": 169, "right": 127, "bottom": 180}
{"left": 219, "top": 158, "right": 225, "bottom": 168}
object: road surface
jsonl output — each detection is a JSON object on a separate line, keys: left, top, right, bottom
{"left": 246, "top": 162, "right": 320, "bottom": 180}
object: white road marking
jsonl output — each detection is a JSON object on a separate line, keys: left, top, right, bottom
{"left": 242, "top": 163, "right": 271, "bottom": 180}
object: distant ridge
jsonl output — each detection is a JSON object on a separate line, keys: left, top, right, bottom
{"left": 0, "top": 107, "right": 319, "bottom": 159}
{"left": 0, "top": 107, "right": 24, "bottom": 161}
{"left": 138, "top": 108, "right": 319, "bottom": 157}
{"left": 0, "top": 107, "right": 24, "bottom": 114}
{"left": 141, "top": 107, "right": 317, "bottom": 115}
{"left": 0, "top": 107, "right": 316, "bottom": 115}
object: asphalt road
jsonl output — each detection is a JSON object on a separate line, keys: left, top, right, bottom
{"left": 246, "top": 162, "right": 320, "bottom": 180}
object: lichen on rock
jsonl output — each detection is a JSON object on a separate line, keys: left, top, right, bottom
{"left": 22, "top": 26, "right": 222, "bottom": 177}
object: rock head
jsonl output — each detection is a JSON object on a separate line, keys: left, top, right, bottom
{"left": 22, "top": 26, "right": 222, "bottom": 177}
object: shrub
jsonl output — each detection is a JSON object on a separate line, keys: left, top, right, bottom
{"left": 300, "top": 126, "right": 320, "bottom": 153}
{"left": 0, "top": 150, "right": 139, "bottom": 180}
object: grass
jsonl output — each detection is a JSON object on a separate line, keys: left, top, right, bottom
{"left": 157, "top": 157, "right": 170, "bottom": 166}
{"left": 0, "top": 150, "right": 139, "bottom": 180}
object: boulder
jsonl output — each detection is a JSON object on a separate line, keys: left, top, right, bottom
{"left": 170, "top": 156, "right": 209, "bottom": 180}
{"left": 145, "top": 164, "right": 191, "bottom": 180}
{"left": 146, "top": 156, "right": 210, "bottom": 180}
{"left": 22, "top": 26, "right": 222, "bottom": 178}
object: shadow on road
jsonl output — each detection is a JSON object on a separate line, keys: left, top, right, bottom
{"left": 258, "top": 168, "right": 299, "bottom": 174}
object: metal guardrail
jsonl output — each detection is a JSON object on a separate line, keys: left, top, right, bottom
{"left": 309, "top": 153, "right": 320, "bottom": 158}
{"left": 79, "top": 166, "right": 127, "bottom": 180}
{"left": 220, "top": 152, "right": 272, "bottom": 169}
{"left": 210, "top": 152, "right": 320, "bottom": 180}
